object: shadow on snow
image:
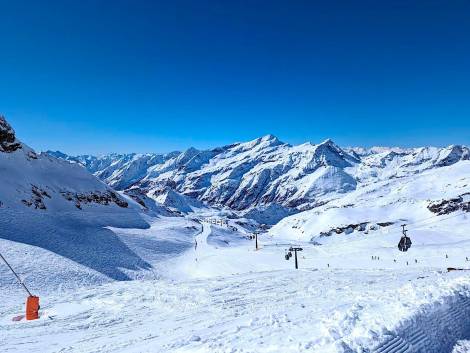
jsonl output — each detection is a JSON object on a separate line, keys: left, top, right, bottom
{"left": 0, "top": 209, "right": 153, "bottom": 280}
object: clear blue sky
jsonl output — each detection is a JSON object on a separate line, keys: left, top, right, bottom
{"left": 1, "top": 0, "right": 469, "bottom": 154}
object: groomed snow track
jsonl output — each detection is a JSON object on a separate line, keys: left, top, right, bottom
{"left": 372, "top": 292, "right": 470, "bottom": 353}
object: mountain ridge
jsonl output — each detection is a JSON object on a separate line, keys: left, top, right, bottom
{"left": 46, "top": 135, "right": 470, "bottom": 214}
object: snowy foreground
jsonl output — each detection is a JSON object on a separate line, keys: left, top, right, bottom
{"left": 2, "top": 268, "right": 470, "bottom": 353}
{"left": 2, "top": 217, "right": 470, "bottom": 352}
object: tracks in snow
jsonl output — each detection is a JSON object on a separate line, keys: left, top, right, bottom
{"left": 194, "top": 222, "right": 210, "bottom": 262}
{"left": 372, "top": 294, "right": 470, "bottom": 353}
{"left": 2, "top": 269, "right": 470, "bottom": 353}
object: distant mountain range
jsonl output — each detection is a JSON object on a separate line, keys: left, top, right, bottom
{"left": 47, "top": 134, "right": 469, "bottom": 217}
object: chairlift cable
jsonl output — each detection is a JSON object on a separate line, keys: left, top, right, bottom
{"left": 0, "top": 251, "right": 33, "bottom": 296}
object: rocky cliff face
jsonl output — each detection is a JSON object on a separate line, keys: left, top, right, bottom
{"left": 0, "top": 115, "right": 22, "bottom": 153}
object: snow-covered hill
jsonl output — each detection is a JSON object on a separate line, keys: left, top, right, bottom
{"left": 0, "top": 116, "right": 158, "bottom": 287}
{"left": 0, "top": 117, "right": 134, "bottom": 212}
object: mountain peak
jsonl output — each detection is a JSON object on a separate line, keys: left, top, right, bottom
{"left": 315, "top": 138, "right": 343, "bottom": 153}
{"left": 318, "top": 138, "right": 336, "bottom": 147}
{"left": 260, "top": 134, "right": 279, "bottom": 142}
{"left": 313, "top": 138, "right": 360, "bottom": 166}
{"left": 234, "top": 134, "right": 284, "bottom": 152}
{"left": 46, "top": 150, "right": 68, "bottom": 159}
{"left": 256, "top": 134, "right": 283, "bottom": 146}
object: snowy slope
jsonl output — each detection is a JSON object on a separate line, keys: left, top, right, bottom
{"left": 0, "top": 117, "right": 132, "bottom": 212}
{"left": 0, "top": 116, "right": 159, "bottom": 288}
{"left": 3, "top": 206, "right": 470, "bottom": 353}
{"left": 151, "top": 186, "right": 207, "bottom": 213}
{"left": 271, "top": 160, "right": 470, "bottom": 244}
{"left": 2, "top": 267, "right": 470, "bottom": 353}
{"left": 4, "top": 210, "right": 470, "bottom": 353}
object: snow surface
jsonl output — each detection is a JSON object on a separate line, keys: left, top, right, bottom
{"left": 453, "top": 341, "right": 470, "bottom": 353}
{"left": 0, "top": 223, "right": 470, "bottom": 352}
{"left": 0, "top": 134, "right": 155, "bottom": 288}
{"left": 2, "top": 117, "right": 470, "bottom": 352}
{"left": 272, "top": 160, "right": 470, "bottom": 243}
{"left": 3, "top": 213, "right": 470, "bottom": 352}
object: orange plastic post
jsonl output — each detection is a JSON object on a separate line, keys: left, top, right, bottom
{"left": 26, "top": 296, "right": 39, "bottom": 320}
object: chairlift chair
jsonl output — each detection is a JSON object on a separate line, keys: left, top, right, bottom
{"left": 398, "top": 228, "right": 412, "bottom": 252}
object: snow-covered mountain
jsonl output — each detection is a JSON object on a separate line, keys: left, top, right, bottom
{"left": 0, "top": 116, "right": 152, "bottom": 285}
{"left": 48, "top": 136, "right": 362, "bottom": 213}
{"left": 0, "top": 116, "right": 134, "bottom": 212}
{"left": 48, "top": 135, "right": 470, "bottom": 216}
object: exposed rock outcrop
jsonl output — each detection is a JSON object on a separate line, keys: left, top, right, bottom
{"left": 428, "top": 194, "right": 470, "bottom": 215}
{"left": 61, "top": 190, "right": 128, "bottom": 209}
{"left": 0, "top": 115, "right": 22, "bottom": 152}
{"left": 319, "top": 221, "right": 394, "bottom": 237}
{"left": 21, "top": 185, "right": 51, "bottom": 210}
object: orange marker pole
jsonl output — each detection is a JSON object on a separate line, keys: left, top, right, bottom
{"left": 26, "top": 296, "right": 40, "bottom": 320}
